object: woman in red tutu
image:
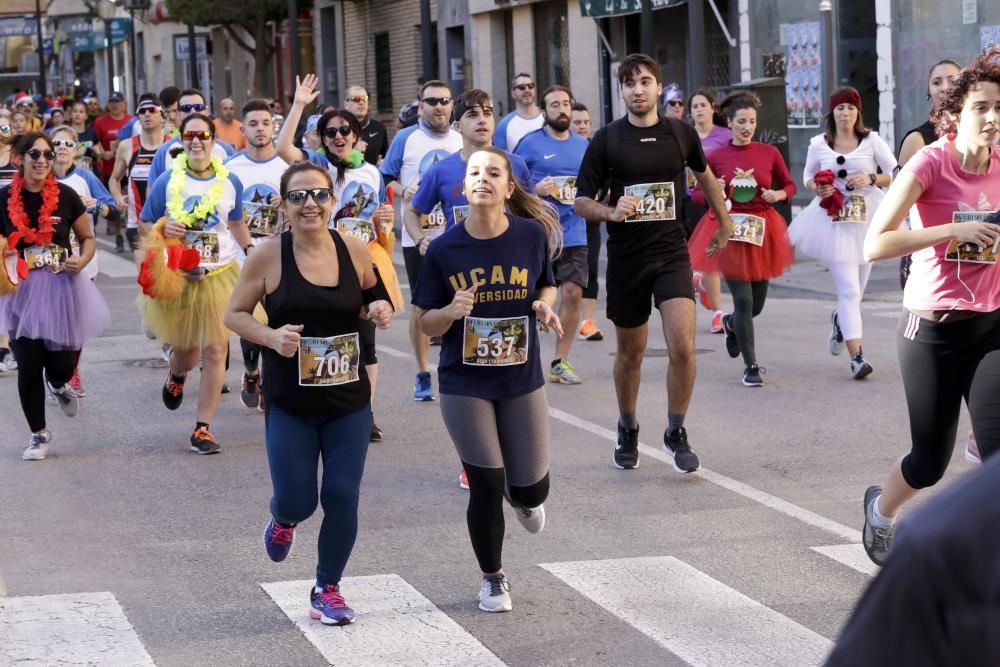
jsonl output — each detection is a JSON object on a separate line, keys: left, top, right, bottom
{"left": 689, "top": 91, "right": 795, "bottom": 386}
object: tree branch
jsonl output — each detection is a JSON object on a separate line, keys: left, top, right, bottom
{"left": 223, "top": 23, "right": 256, "bottom": 54}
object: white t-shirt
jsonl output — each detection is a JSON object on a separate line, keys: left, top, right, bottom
{"left": 495, "top": 111, "right": 545, "bottom": 152}
{"left": 57, "top": 167, "right": 115, "bottom": 279}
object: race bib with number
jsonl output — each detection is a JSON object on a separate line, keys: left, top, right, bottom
{"left": 245, "top": 201, "right": 281, "bottom": 237}
{"left": 24, "top": 244, "right": 67, "bottom": 273}
{"left": 423, "top": 204, "right": 447, "bottom": 240}
{"left": 184, "top": 230, "right": 220, "bottom": 266}
{"left": 462, "top": 316, "right": 529, "bottom": 367}
{"left": 551, "top": 176, "right": 578, "bottom": 206}
{"left": 624, "top": 182, "right": 676, "bottom": 222}
{"left": 728, "top": 214, "right": 766, "bottom": 246}
{"left": 945, "top": 210, "right": 999, "bottom": 264}
{"left": 833, "top": 195, "right": 867, "bottom": 223}
{"left": 335, "top": 217, "right": 376, "bottom": 244}
{"left": 453, "top": 204, "right": 470, "bottom": 225}
{"left": 298, "top": 333, "right": 361, "bottom": 386}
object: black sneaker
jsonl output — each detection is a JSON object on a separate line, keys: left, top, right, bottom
{"left": 862, "top": 485, "right": 894, "bottom": 565}
{"left": 722, "top": 314, "right": 741, "bottom": 359}
{"left": 221, "top": 383, "right": 231, "bottom": 394}
{"left": 162, "top": 373, "right": 185, "bottom": 410}
{"left": 240, "top": 372, "right": 261, "bottom": 410}
{"left": 742, "top": 364, "right": 765, "bottom": 387}
{"left": 663, "top": 427, "right": 700, "bottom": 473}
{"left": 115, "top": 234, "right": 125, "bottom": 253}
{"left": 190, "top": 427, "right": 221, "bottom": 455}
{"left": 613, "top": 422, "right": 639, "bottom": 469}
{"left": 370, "top": 414, "right": 383, "bottom": 442}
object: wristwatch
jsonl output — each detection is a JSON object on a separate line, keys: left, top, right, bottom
{"left": 869, "top": 173, "right": 877, "bottom": 186}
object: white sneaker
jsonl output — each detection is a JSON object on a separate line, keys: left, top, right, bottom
{"left": 514, "top": 504, "right": 545, "bottom": 534}
{"left": 478, "top": 574, "right": 512, "bottom": 613}
{"left": 22, "top": 431, "right": 51, "bottom": 461}
{"left": 0, "top": 355, "right": 16, "bottom": 372}
{"left": 46, "top": 380, "right": 79, "bottom": 417}
{"left": 965, "top": 432, "right": 982, "bottom": 464}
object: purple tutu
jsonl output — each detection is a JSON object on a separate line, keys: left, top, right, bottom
{"left": 0, "top": 269, "right": 110, "bottom": 350}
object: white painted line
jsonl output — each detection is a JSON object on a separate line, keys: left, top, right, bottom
{"left": 261, "top": 576, "right": 505, "bottom": 666}
{"left": 376, "top": 343, "right": 438, "bottom": 372}
{"left": 811, "top": 545, "right": 879, "bottom": 577}
{"left": 0, "top": 591, "right": 155, "bottom": 665}
{"left": 97, "top": 249, "right": 139, "bottom": 278}
{"left": 547, "top": 407, "right": 863, "bottom": 543}
{"left": 541, "top": 556, "right": 832, "bottom": 667}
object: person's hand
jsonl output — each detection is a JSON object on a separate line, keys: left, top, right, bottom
{"left": 402, "top": 184, "right": 417, "bottom": 203}
{"left": 373, "top": 203, "right": 394, "bottom": 226}
{"left": 367, "top": 300, "right": 393, "bottom": 329}
{"left": 610, "top": 195, "right": 637, "bottom": 222}
{"left": 845, "top": 173, "right": 871, "bottom": 190}
{"left": 418, "top": 235, "right": 432, "bottom": 256}
{"left": 816, "top": 183, "right": 835, "bottom": 198}
{"left": 760, "top": 189, "right": 784, "bottom": 204}
{"left": 706, "top": 220, "right": 733, "bottom": 257}
{"left": 163, "top": 220, "right": 187, "bottom": 239}
{"left": 716, "top": 177, "right": 727, "bottom": 193}
{"left": 293, "top": 74, "right": 321, "bottom": 108}
{"left": 81, "top": 195, "right": 97, "bottom": 210}
{"left": 447, "top": 283, "right": 477, "bottom": 320}
{"left": 267, "top": 193, "right": 281, "bottom": 207}
{"left": 952, "top": 222, "right": 1000, "bottom": 248}
{"left": 533, "top": 300, "right": 564, "bottom": 337}
{"left": 269, "top": 323, "right": 304, "bottom": 357}
{"left": 535, "top": 176, "right": 557, "bottom": 198}
{"left": 115, "top": 194, "right": 128, "bottom": 211}
{"left": 64, "top": 254, "right": 83, "bottom": 274}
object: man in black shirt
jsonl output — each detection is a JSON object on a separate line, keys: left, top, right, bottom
{"left": 574, "top": 53, "right": 733, "bottom": 473}
{"left": 343, "top": 85, "right": 388, "bottom": 166}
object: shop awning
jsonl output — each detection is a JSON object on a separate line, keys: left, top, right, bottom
{"left": 579, "top": 0, "right": 684, "bottom": 18}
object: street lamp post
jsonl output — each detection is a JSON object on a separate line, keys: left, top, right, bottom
{"left": 819, "top": 0, "right": 835, "bottom": 100}
{"left": 34, "top": 0, "right": 47, "bottom": 95}
{"left": 96, "top": 0, "right": 117, "bottom": 97}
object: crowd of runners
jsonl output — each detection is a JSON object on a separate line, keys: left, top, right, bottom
{"left": 1, "top": 46, "right": 998, "bottom": 634}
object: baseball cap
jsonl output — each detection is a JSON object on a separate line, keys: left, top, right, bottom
{"left": 108, "top": 92, "right": 126, "bottom": 103}
{"left": 136, "top": 93, "right": 162, "bottom": 112}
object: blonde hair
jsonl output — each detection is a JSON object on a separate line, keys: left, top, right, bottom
{"left": 49, "top": 125, "right": 78, "bottom": 141}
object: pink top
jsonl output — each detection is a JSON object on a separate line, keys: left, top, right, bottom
{"left": 902, "top": 137, "right": 1000, "bottom": 312}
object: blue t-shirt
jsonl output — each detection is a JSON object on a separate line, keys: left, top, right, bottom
{"left": 411, "top": 215, "right": 555, "bottom": 400}
{"left": 514, "top": 127, "right": 589, "bottom": 248}
{"left": 146, "top": 136, "right": 236, "bottom": 187}
{"left": 411, "top": 150, "right": 533, "bottom": 228}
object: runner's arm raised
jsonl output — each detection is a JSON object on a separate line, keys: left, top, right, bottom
{"left": 274, "top": 74, "right": 318, "bottom": 165}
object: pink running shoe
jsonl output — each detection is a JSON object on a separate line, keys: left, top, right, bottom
{"left": 69, "top": 368, "right": 86, "bottom": 398}
{"left": 710, "top": 310, "right": 724, "bottom": 334}
{"left": 459, "top": 467, "right": 470, "bottom": 490}
{"left": 965, "top": 431, "right": 981, "bottom": 464}
{"left": 310, "top": 584, "right": 354, "bottom": 625}
{"left": 693, "top": 272, "right": 713, "bottom": 311}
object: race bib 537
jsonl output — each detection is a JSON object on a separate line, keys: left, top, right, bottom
{"left": 462, "top": 316, "right": 529, "bottom": 366}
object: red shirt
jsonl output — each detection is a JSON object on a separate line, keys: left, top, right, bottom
{"left": 692, "top": 141, "right": 796, "bottom": 213}
{"left": 91, "top": 113, "right": 133, "bottom": 181}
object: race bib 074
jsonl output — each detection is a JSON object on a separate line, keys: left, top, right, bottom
{"left": 184, "top": 230, "right": 220, "bottom": 266}
{"left": 24, "top": 244, "right": 67, "bottom": 273}
{"left": 945, "top": 210, "right": 999, "bottom": 264}
{"left": 298, "top": 333, "right": 361, "bottom": 386}
{"left": 728, "top": 214, "right": 766, "bottom": 246}
{"left": 833, "top": 195, "right": 867, "bottom": 223}
{"left": 335, "top": 217, "right": 376, "bottom": 245}
{"left": 551, "top": 176, "right": 577, "bottom": 206}
{"left": 462, "top": 316, "right": 529, "bottom": 367}
{"left": 624, "top": 182, "right": 676, "bottom": 222}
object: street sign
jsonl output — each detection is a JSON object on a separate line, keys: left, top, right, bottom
{"left": 174, "top": 36, "right": 208, "bottom": 60}
{"left": 578, "top": 0, "right": 682, "bottom": 18}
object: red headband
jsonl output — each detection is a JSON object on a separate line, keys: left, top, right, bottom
{"left": 829, "top": 90, "right": 862, "bottom": 113}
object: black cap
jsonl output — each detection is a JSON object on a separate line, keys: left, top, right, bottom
{"left": 108, "top": 91, "right": 125, "bottom": 102}
{"left": 136, "top": 93, "right": 162, "bottom": 112}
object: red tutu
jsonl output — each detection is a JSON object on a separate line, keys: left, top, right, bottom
{"left": 688, "top": 207, "right": 794, "bottom": 281}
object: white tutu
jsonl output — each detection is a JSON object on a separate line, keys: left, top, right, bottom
{"left": 789, "top": 185, "right": 885, "bottom": 265}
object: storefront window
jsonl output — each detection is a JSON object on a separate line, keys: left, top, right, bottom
{"left": 533, "top": 1, "right": 570, "bottom": 92}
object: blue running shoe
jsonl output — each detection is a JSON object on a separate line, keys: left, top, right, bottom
{"left": 310, "top": 584, "right": 355, "bottom": 625}
{"left": 413, "top": 371, "right": 436, "bottom": 401}
{"left": 263, "top": 518, "right": 295, "bottom": 562}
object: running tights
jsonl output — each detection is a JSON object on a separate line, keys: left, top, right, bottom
{"left": 241, "top": 338, "right": 261, "bottom": 373}
{"left": 725, "top": 279, "right": 769, "bottom": 366}
{"left": 584, "top": 220, "right": 602, "bottom": 300}
{"left": 440, "top": 388, "right": 550, "bottom": 574}
{"left": 265, "top": 403, "right": 370, "bottom": 586}
{"left": 897, "top": 309, "right": 1000, "bottom": 489}
{"left": 827, "top": 261, "right": 872, "bottom": 341}
{"left": 9, "top": 337, "right": 79, "bottom": 433}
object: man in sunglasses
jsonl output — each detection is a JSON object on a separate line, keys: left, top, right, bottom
{"left": 381, "top": 79, "right": 462, "bottom": 402}
{"left": 91, "top": 91, "right": 133, "bottom": 184}
{"left": 663, "top": 83, "right": 685, "bottom": 120}
{"left": 343, "top": 86, "right": 388, "bottom": 166}
{"left": 214, "top": 98, "right": 247, "bottom": 151}
{"left": 146, "top": 88, "right": 237, "bottom": 186}
{"left": 14, "top": 94, "right": 43, "bottom": 132}
{"left": 494, "top": 73, "right": 544, "bottom": 152}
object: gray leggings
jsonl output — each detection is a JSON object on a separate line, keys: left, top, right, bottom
{"left": 440, "top": 387, "right": 550, "bottom": 573}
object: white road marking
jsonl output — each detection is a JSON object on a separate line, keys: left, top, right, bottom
{"left": 262, "top": 576, "right": 505, "bottom": 666}
{"left": 0, "top": 591, "right": 155, "bottom": 665}
{"left": 376, "top": 343, "right": 438, "bottom": 371}
{"left": 811, "top": 544, "right": 879, "bottom": 576}
{"left": 97, "top": 249, "right": 139, "bottom": 278}
{"left": 541, "top": 556, "right": 832, "bottom": 667}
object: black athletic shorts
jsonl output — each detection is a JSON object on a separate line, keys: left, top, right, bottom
{"left": 554, "top": 246, "right": 588, "bottom": 288}
{"left": 606, "top": 251, "right": 693, "bottom": 328}
{"left": 359, "top": 318, "right": 377, "bottom": 366}
{"left": 403, "top": 245, "right": 423, "bottom": 293}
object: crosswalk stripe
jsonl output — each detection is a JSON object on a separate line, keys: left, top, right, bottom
{"left": 261, "top": 576, "right": 505, "bottom": 666}
{"left": 811, "top": 544, "right": 879, "bottom": 576}
{"left": 0, "top": 591, "right": 154, "bottom": 665}
{"left": 97, "top": 249, "right": 138, "bottom": 278}
{"left": 541, "top": 556, "right": 832, "bottom": 667}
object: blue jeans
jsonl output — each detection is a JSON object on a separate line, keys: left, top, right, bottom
{"left": 265, "top": 403, "right": 371, "bottom": 586}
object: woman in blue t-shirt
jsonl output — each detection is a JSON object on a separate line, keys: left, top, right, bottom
{"left": 412, "top": 147, "right": 563, "bottom": 614}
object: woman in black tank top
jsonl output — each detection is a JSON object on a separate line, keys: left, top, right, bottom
{"left": 225, "top": 162, "right": 393, "bottom": 626}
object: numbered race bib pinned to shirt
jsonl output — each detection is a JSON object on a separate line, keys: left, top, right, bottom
{"left": 335, "top": 218, "right": 376, "bottom": 245}
{"left": 453, "top": 204, "right": 470, "bottom": 226}
{"left": 728, "top": 214, "right": 766, "bottom": 246}
{"left": 946, "top": 210, "right": 1000, "bottom": 264}
{"left": 423, "top": 203, "right": 447, "bottom": 241}
{"left": 24, "top": 244, "right": 67, "bottom": 273}
{"left": 833, "top": 195, "right": 867, "bottom": 223}
{"left": 624, "top": 182, "right": 676, "bottom": 222}
{"left": 245, "top": 201, "right": 282, "bottom": 237}
{"left": 299, "top": 333, "right": 361, "bottom": 386}
{"left": 551, "top": 176, "right": 578, "bottom": 206}
{"left": 184, "top": 230, "right": 220, "bottom": 266}
{"left": 462, "top": 316, "right": 529, "bottom": 367}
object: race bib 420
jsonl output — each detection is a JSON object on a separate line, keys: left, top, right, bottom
{"left": 462, "top": 316, "right": 529, "bottom": 366}
{"left": 299, "top": 333, "right": 361, "bottom": 386}
{"left": 624, "top": 182, "right": 676, "bottom": 222}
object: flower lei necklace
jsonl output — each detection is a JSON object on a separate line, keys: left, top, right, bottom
{"left": 166, "top": 153, "right": 229, "bottom": 227}
{"left": 6, "top": 171, "right": 60, "bottom": 249}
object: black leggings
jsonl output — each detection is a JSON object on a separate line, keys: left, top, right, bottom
{"left": 240, "top": 337, "right": 261, "bottom": 372}
{"left": 583, "top": 220, "right": 601, "bottom": 300}
{"left": 898, "top": 309, "right": 1000, "bottom": 489}
{"left": 725, "top": 279, "right": 769, "bottom": 366}
{"left": 9, "top": 337, "right": 80, "bottom": 432}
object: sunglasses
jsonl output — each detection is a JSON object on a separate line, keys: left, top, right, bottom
{"left": 514, "top": 83, "right": 536, "bottom": 91}
{"left": 0, "top": 125, "right": 10, "bottom": 133}
{"left": 667, "top": 100, "right": 684, "bottom": 107}
{"left": 52, "top": 139, "right": 77, "bottom": 149}
{"left": 285, "top": 188, "right": 333, "bottom": 206}
{"left": 182, "top": 130, "right": 212, "bottom": 141}
{"left": 137, "top": 106, "right": 161, "bottom": 115}
{"left": 26, "top": 149, "right": 56, "bottom": 161}
{"left": 179, "top": 103, "right": 207, "bottom": 113}
{"left": 323, "top": 126, "right": 353, "bottom": 138}
{"left": 422, "top": 97, "right": 452, "bottom": 107}
{"left": 346, "top": 96, "right": 368, "bottom": 104}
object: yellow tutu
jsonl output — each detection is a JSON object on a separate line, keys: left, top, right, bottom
{"left": 369, "top": 237, "right": 404, "bottom": 313}
{"left": 140, "top": 262, "right": 264, "bottom": 350}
